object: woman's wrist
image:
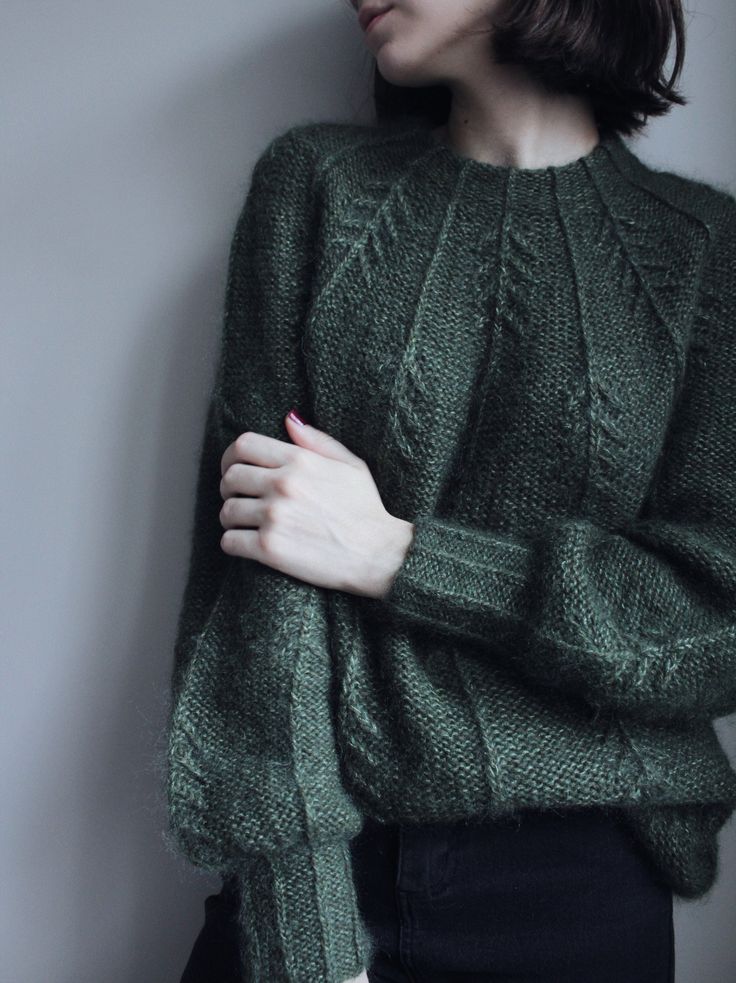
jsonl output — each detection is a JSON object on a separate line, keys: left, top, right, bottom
{"left": 361, "top": 516, "right": 415, "bottom": 600}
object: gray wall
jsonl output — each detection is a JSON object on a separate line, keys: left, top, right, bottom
{"left": 1, "top": 2, "right": 734, "bottom": 981}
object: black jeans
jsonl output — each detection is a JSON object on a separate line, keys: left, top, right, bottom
{"left": 180, "top": 807, "right": 674, "bottom": 983}
{"left": 179, "top": 876, "right": 241, "bottom": 983}
{"left": 351, "top": 807, "right": 675, "bottom": 983}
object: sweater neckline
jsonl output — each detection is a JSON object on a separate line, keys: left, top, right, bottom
{"left": 406, "top": 122, "right": 641, "bottom": 196}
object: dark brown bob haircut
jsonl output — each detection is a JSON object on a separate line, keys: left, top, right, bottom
{"left": 370, "top": 0, "right": 688, "bottom": 140}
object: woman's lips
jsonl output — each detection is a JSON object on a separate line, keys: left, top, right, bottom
{"left": 365, "top": 8, "right": 392, "bottom": 32}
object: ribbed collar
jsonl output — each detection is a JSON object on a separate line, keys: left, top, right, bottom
{"left": 393, "top": 120, "right": 646, "bottom": 205}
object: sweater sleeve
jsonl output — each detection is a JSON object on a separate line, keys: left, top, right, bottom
{"left": 378, "top": 194, "right": 736, "bottom": 728}
{"left": 164, "top": 125, "right": 376, "bottom": 983}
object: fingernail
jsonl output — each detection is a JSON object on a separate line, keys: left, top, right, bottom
{"left": 287, "top": 407, "right": 306, "bottom": 426}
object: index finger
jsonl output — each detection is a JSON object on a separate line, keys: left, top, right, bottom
{"left": 220, "top": 429, "right": 295, "bottom": 476}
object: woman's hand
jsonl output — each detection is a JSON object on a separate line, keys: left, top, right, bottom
{"left": 219, "top": 409, "right": 414, "bottom": 598}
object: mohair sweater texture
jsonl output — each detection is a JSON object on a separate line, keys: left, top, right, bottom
{"left": 164, "top": 116, "right": 736, "bottom": 982}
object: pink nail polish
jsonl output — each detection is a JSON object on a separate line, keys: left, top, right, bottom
{"left": 288, "top": 407, "right": 306, "bottom": 426}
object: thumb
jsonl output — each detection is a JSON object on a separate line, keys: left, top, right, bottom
{"left": 285, "top": 408, "right": 362, "bottom": 466}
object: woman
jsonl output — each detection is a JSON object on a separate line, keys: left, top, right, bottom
{"left": 172, "top": 2, "right": 736, "bottom": 981}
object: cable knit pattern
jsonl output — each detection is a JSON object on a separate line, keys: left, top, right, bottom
{"left": 164, "top": 116, "right": 736, "bottom": 981}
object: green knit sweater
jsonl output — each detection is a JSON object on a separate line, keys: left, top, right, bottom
{"left": 164, "top": 116, "right": 736, "bottom": 982}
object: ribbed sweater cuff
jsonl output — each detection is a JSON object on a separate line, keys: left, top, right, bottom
{"left": 381, "top": 514, "right": 532, "bottom": 640}
{"left": 236, "top": 835, "right": 376, "bottom": 983}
